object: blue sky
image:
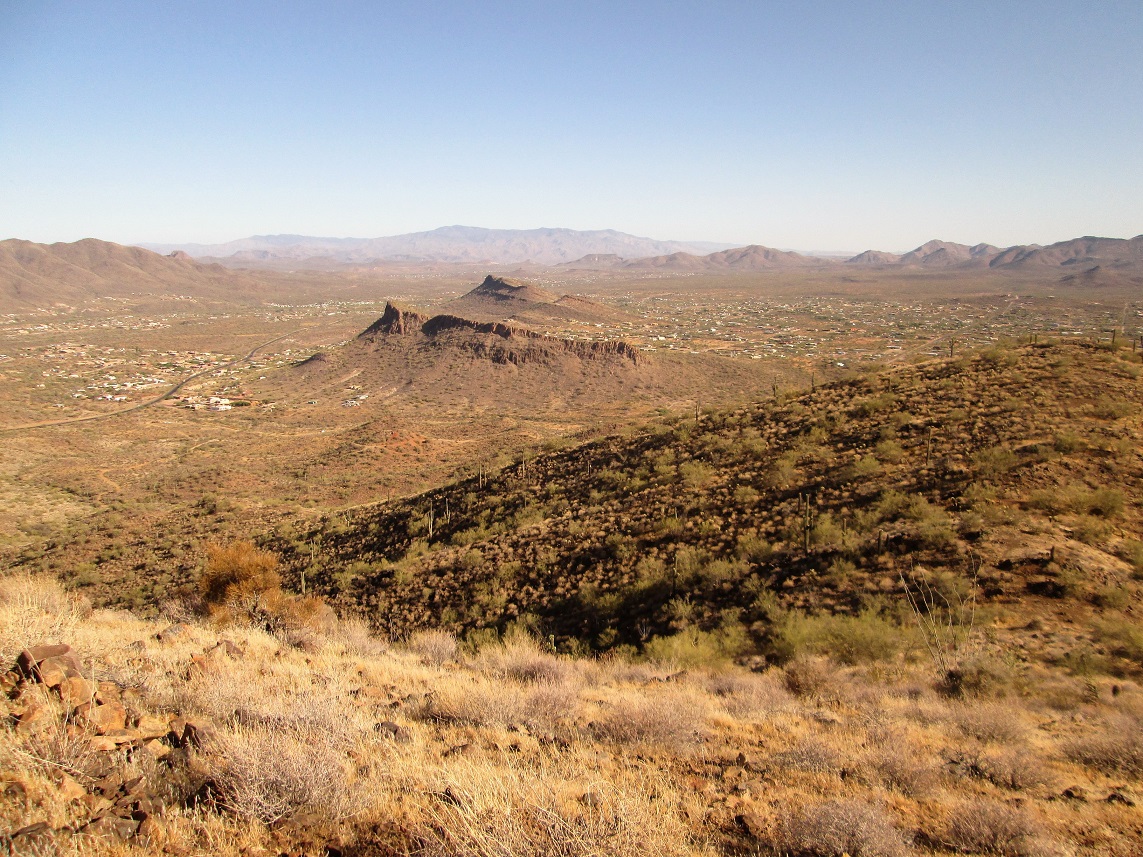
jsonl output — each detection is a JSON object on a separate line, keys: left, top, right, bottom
{"left": 1, "top": 1, "right": 1140, "bottom": 251}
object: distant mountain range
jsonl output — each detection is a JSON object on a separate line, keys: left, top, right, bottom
{"left": 140, "top": 226, "right": 736, "bottom": 267}
{"left": 139, "top": 228, "right": 1143, "bottom": 274}
{"left": 3, "top": 232, "right": 1141, "bottom": 312}
{"left": 844, "top": 235, "right": 1143, "bottom": 270}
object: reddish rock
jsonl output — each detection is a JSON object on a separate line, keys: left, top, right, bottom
{"left": 180, "top": 717, "right": 216, "bottom": 748}
{"left": 7, "top": 821, "right": 54, "bottom": 851}
{"left": 141, "top": 738, "right": 170, "bottom": 759}
{"left": 88, "top": 735, "right": 118, "bottom": 752}
{"left": 94, "top": 682, "right": 122, "bottom": 705}
{"left": 135, "top": 715, "right": 169, "bottom": 739}
{"left": 14, "top": 699, "right": 53, "bottom": 734}
{"left": 82, "top": 814, "right": 139, "bottom": 839}
{"left": 58, "top": 675, "right": 94, "bottom": 707}
{"left": 80, "top": 793, "right": 113, "bottom": 815}
{"left": 80, "top": 700, "right": 128, "bottom": 733}
{"left": 155, "top": 623, "right": 189, "bottom": 643}
{"left": 16, "top": 644, "right": 84, "bottom": 687}
{"left": 55, "top": 773, "right": 87, "bottom": 802}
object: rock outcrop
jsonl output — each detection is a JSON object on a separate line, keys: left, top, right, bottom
{"left": 358, "top": 303, "right": 643, "bottom": 366}
{"left": 358, "top": 302, "right": 431, "bottom": 338}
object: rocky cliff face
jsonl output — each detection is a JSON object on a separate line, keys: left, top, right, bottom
{"left": 422, "top": 314, "right": 643, "bottom": 366}
{"left": 358, "top": 303, "right": 431, "bottom": 338}
{"left": 358, "top": 303, "right": 642, "bottom": 366}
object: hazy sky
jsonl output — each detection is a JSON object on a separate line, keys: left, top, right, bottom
{"left": 2, "top": 1, "right": 1141, "bottom": 251}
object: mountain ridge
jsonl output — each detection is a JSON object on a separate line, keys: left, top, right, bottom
{"left": 140, "top": 226, "right": 737, "bottom": 266}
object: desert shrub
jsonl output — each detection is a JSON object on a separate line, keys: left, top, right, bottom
{"left": 765, "top": 452, "right": 799, "bottom": 488}
{"left": 1052, "top": 431, "right": 1083, "bottom": 453}
{"left": 1092, "top": 616, "right": 1143, "bottom": 666}
{"left": 516, "top": 680, "right": 582, "bottom": 733}
{"left": 1093, "top": 396, "right": 1132, "bottom": 419}
{"left": 589, "top": 691, "right": 707, "bottom": 748}
{"left": 332, "top": 617, "right": 387, "bottom": 657}
{"left": 782, "top": 655, "right": 835, "bottom": 699}
{"left": 8, "top": 695, "right": 109, "bottom": 784}
{"left": 853, "top": 393, "right": 898, "bottom": 417}
{"left": 955, "top": 702, "right": 1025, "bottom": 743}
{"left": 643, "top": 623, "right": 750, "bottom": 667}
{"left": 973, "top": 446, "right": 1018, "bottom": 479}
{"left": 702, "top": 669, "right": 792, "bottom": 718}
{"left": 874, "top": 490, "right": 911, "bottom": 522}
{"left": 212, "top": 724, "right": 356, "bottom": 824}
{"left": 1082, "top": 487, "right": 1125, "bottom": 518}
{"left": 774, "top": 738, "right": 844, "bottom": 774}
{"left": 979, "top": 748, "right": 1051, "bottom": 791}
{"left": 1072, "top": 514, "right": 1111, "bottom": 545}
{"left": 679, "top": 460, "right": 715, "bottom": 489}
{"left": 776, "top": 610, "right": 906, "bottom": 665}
{"left": 199, "top": 541, "right": 281, "bottom": 606}
{"left": 414, "top": 760, "right": 700, "bottom": 857}
{"left": 477, "top": 634, "right": 575, "bottom": 685}
{"left": 875, "top": 439, "right": 905, "bottom": 464}
{"left": 0, "top": 573, "right": 89, "bottom": 663}
{"left": 810, "top": 513, "right": 845, "bottom": 548}
{"left": 1027, "top": 489, "right": 1070, "bottom": 516}
{"left": 1121, "top": 540, "right": 1143, "bottom": 578}
{"left": 846, "top": 454, "right": 882, "bottom": 481}
{"left": 734, "top": 484, "right": 760, "bottom": 505}
{"left": 777, "top": 798, "right": 907, "bottom": 857}
{"left": 407, "top": 629, "right": 459, "bottom": 665}
{"left": 945, "top": 800, "right": 1044, "bottom": 856}
{"left": 1065, "top": 716, "right": 1143, "bottom": 776}
{"left": 868, "top": 747, "right": 940, "bottom": 797}
{"left": 737, "top": 532, "right": 774, "bottom": 563}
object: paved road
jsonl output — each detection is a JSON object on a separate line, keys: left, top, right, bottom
{"left": 0, "top": 329, "right": 301, "bottom": 434}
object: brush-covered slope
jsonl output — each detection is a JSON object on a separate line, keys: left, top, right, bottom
{"left": 277, "top": 340, "right": 1143, "bottom": 672}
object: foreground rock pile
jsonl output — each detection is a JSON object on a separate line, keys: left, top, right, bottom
{"left": 2, "top": 642, "right": 217, "bottom": 852}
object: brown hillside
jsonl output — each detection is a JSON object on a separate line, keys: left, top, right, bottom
{"left": 0, "top": 238, "right": 267, "bottom": 310}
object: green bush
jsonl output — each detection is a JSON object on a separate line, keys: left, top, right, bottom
{"left": 973, "top": 446, "right": 1017, "bottom": 479}
{"left": 643, "top": 622, "right": 750, "bottom": 667}
{"left": 773, "top": 609, "right": 909, "bottom": 665}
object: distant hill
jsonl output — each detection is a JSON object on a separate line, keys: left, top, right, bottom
{"left": 444, "top": 275, "right": 636, "bottom": 325}
{"left": 565, "top": 244, "right": 826, "bottom": 272}
{"left": 989, "top": 235, "right": 1143, "bottom": 269}
{"left": 0, "top": 237, "right": 477, "bottom": 311}
{"left": 141, "top": 227, "right": 737, "bottom": 267}
{"left": 282, "top": 294, "right": 769, "bottom": 420}
{"left": 0, "top": 238, "right": 251, "bottom": 310}
{"left": 848, "top": 235, "right": 1143, "bottom": 274}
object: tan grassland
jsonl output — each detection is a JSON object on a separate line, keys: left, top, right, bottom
{"left": 3, "top": 572, "right": 1142, "bottom": 856}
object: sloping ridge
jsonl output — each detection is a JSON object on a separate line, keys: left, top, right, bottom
{"left": 990, "top": 235, "right": 1143, "bottom": 269}
{"left": 0, "top": 237, "right": 316, "bottom": 310}
{"left": 0, "top": 238, "right": 217, "bottom": 307}
{"left": 275, "top": 340, "right": 1143, "bottom": 659}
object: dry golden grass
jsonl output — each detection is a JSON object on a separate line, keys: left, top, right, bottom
{"left": 3, "top": 572, "right": 1143, "bottom": 856}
